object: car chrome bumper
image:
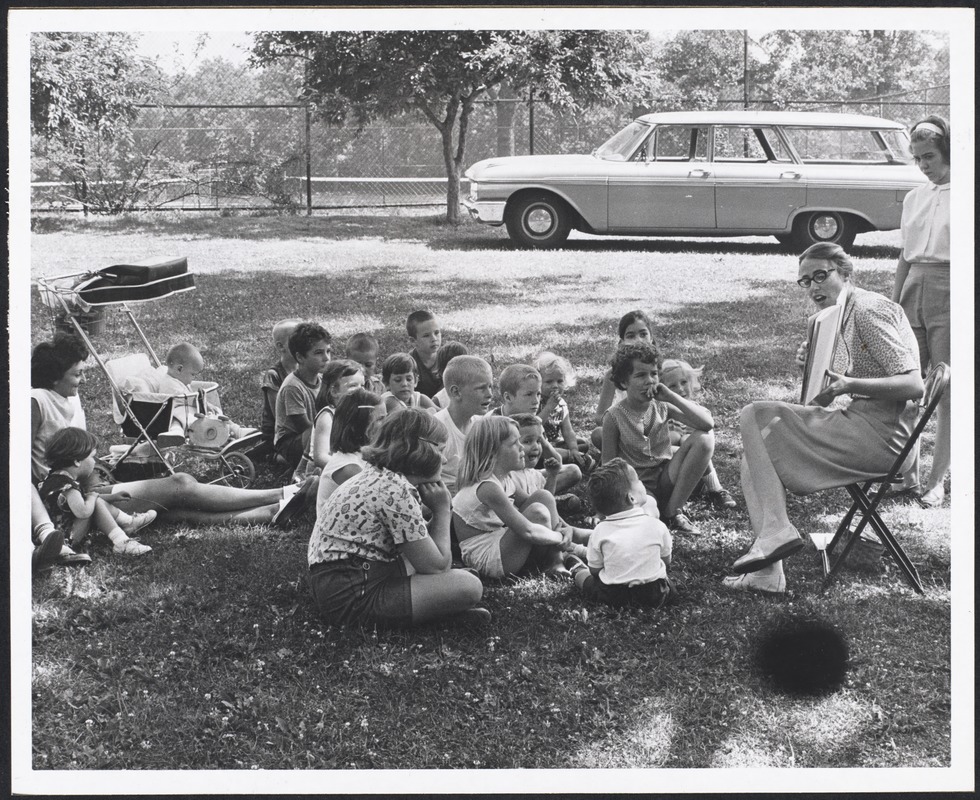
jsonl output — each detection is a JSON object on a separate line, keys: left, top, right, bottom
{"left": 462, "top": 199, "right": 506, "bottom": 225}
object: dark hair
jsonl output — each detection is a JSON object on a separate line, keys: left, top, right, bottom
{"left": 31, "top": 333, "right": 89, "bottom": 389}
{"left": 346, "top": 332, "right": 378, "bottom": 354}
{"left": 288, "top": 322, "right": 331, "bottom": 359}
{"left": 910, "top": 115, "right": 950, "bottom": 162}
{"left": 610, "top": 341, "right": 662, "bottom": 390}
{"left": 798, "top": 242, "right": 854, "bottom": 279}
{"left": 330, "top": 388, "right": 381, "bottom": 454}
{"left": 317, "top": 358, "right": 364, "bottom": 410}
{"left": 382, "top": 352, "right": 417, "bottom": 384}
{"left": 406, "top": 309, "right": 436, "bottom": 339}
{"left": 617, "top": 310, "right": 654, "bottom": 342}
{"left": 510, "top": 412, "right": 543, "bottom": 431}
{"left": 362, "top": 407, "right": 448, "bottom": 477}
{"left": 436, "top": 340, "right": 469, "bottom": 375}
{"left": 45, "top": 427, "right": 99, "bottom": 471}
{"left": 588, "top": 457, "right": 633, "bottom": 517}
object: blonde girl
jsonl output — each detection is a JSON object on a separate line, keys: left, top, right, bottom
{"left": 309, "top": 408, "right": 487, "bottom": 628}
{"left": 452, "top": 416, "right": 584, "bottom": 580}
{"left": 661, "top": 359, "right": 736, "bottom": 510}
{"left": 534, "top": 351, "right": 593, "bottom": 471}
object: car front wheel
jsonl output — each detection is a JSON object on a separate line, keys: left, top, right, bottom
{"left": 505, "top": 194, "right": 572, "bottom": 249}
{"left": 787, "top": 211, "right": 856, "bottom": 252}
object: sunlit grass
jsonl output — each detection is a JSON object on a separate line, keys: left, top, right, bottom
{"left": 26, "top": 212, "right": 949, "bottom": 772}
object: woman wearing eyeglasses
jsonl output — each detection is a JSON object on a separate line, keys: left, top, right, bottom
{"left": 892, "top": 116, "right": 951, "bottom": 508}
{"left": 722, "top": 242, "right": 923, "bottom": 594}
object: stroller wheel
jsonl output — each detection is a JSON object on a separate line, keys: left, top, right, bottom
{"left": 218, "top": 452, "right": 255, "bottom": 489}
{"left": 93, "top": 459, "right": 115, "bottom": 489}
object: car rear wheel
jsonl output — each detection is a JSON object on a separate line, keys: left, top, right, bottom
{"left": 505, "top": 194, "right": 572, "bottom": 249}
{"left": 787, "top": 211, "right": 857, "bottom": 252}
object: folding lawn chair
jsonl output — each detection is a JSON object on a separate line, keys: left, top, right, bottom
{"left": 812, "top": 362, "right": 950, "bottom": 594}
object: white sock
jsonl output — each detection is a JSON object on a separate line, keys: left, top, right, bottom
{"left": 703, "top": 468, "right": 723, "bottom": 493}
{"left": 107, "top": 528, "right": 130, "bottom": 547}
{"left": 115, "top": 510, "right": 134, "bottom": 526}
{"left": 34, "top": 523, "right": 57, "bottom": 543}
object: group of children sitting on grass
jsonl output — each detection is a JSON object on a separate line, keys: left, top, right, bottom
{"left": 255, "top": 308, "right": 735, "bottom": 620}
{"left": 33, "top": 306, "right": 736, "bottom": 623}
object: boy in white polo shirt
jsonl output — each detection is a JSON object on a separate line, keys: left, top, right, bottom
{"left": 565, "top": 458, "right": 674, "bottom": 608}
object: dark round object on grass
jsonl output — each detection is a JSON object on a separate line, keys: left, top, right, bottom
{"left": 755, "top": 617, "right": 849, "bottom": 698}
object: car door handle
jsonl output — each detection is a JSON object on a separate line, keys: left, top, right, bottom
{"left": 780, "top": 171, "right": 802, "bottom": 179}
{"left": 688, "top": 169, "right": 710, "bottom": 178}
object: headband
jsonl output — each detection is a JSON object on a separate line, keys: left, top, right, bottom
{"left": 357, "top": 405, "right": 376, "bottom": 409}
{"left": 912, "top": 122, "right": 945, "bottom": 136}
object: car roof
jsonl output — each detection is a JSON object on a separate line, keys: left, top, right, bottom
{"left": 634, "top": 110, "right": 907, "bottom": 129}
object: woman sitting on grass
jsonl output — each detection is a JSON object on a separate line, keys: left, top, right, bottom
{"left": 308, "top": 408, "right": 488, "bottom": 628}
{"left": 31, "top": 333, "right": 303, "bottom": 526}
{"left": 724, "top": 242, "right": 923, "bottom": 594}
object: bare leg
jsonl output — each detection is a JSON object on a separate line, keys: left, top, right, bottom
{"left": 408, "top": 570, "right": 483, "bottom": 624}
{"left": 103, "top": 473, "right": 281, "bottom": 514}
{"left": 922, "top": 315, "right": 951, "bottom": 499}
{"left": 163, "top": 503, "right": 279, "bottom": 525}
{"left": 738, "top": 405, "right": 798, "bottom": 541}
{"left": 69, "top": 516, "right": 94, "bottom": 549}
{"left": 555, "top": 464, "right": 582, "bottom": 493}
{"left": 665, "top": 429, "right": 714, "bottom": 518}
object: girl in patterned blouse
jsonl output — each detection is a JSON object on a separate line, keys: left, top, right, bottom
{"left": 308, "top": 408, "right": 487, "bottom": 628}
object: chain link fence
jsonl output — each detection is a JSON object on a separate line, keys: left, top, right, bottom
{"left": 30, "top": 66, "right": 951, "bottom": 214}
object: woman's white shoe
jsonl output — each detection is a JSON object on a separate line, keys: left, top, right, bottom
{"left": 721, "top": 573, "right": 786, "bottom": 595}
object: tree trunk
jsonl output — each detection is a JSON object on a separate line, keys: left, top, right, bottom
{"left": 495, "top": 82, "right": 517, "bottom": 157}
{"left": 439, "top": 123, "right": 460, "bottom": 225}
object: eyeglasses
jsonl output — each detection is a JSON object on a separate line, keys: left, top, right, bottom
{"left": 797, "top": 268, "right": 837, "bottom": 288}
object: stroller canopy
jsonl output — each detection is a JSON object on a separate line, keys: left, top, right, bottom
{"left": 75, "top": 257, "right": 195, "bottom": 307}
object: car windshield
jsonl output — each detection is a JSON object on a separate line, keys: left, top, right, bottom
{"left": 594, "top": 121, "right": 652, "bottom": 161}
{"left": 783, "top": 126, "right": 913, "bottom": 165}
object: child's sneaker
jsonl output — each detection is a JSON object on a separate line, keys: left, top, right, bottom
{"left": 114, "top": 539, "right": 152, "bottom": 556}
{"left": 667, "top": 510, "right": 700, "bottom": 535}
{"left": 32, "top": 530, "right": 65, "bottom": 573}
{"left": 120, "top": 510, "right": 157, "bottom": 535}
{"left": 56, "top": 545, "right": 93, "bottom": 568}
{"left": 562, "top": 553, "right": 589, "bottom": 577}
{"left": 706, "top": 489, "right": 737, "bottom": 510}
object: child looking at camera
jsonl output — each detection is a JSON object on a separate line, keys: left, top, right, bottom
{"left": 38, "top": 427, "right": 152, "bottom": 557}
{"left": 346, "top": 332, "right": 385, "bottom": 395}
{"left": 379, "top": 353, "right": 436, "bottom": 415}
{"left": 601, "top": 341, "right": 714, "bottom": 535}
{"left": 564, "top": 458, "right": 674, "bottom": 609}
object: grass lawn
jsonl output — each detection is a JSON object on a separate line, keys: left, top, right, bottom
{"left": 24, "top": 212, "right": 954, "bottom": 778}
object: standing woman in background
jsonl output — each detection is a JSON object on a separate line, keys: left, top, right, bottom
{"left": 893, "top": 116, "right": 950, "bottom": 508}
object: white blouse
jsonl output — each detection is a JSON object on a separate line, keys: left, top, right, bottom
{"left": 901, "top": 181, "right": 950, "bottom": 264}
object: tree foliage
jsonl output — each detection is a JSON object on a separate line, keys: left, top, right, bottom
{"left": 250, "top": 30, "right": 649, "bottom": 222}
{"left": 31, "top": 32, "right": 162, "bottom": 143}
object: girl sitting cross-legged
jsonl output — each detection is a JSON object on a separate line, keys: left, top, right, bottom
{"left": 452, "top": 415, "right": 589, "bottom": 581}
{"left": 315, "top": 387, "right": 382, "bottom": 516}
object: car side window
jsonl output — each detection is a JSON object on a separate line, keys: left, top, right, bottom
{"left": 653, "top": 126, "right": 708, "bottom": 162}
{"left": 713, "top": 126, "right": 792, "bottom": 163}
{"left": 784, "top": 127, "right": 896, "bottom": 164}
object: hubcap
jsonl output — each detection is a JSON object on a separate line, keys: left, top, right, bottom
{"left": 812, "top": 214, "right": 840, "bottom": 240}
{"left": 526, "top": 207, "right": 555, "bottom": 235}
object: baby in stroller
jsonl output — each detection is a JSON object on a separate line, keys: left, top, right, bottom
{"left": 120, "top": 343, "right": 256, "bottom": 447}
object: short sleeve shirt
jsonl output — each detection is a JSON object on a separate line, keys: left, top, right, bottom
{"left": 308, "top": 465, "right": 429, "bottom": 565}
{"left": 411, "top": 349, "right": 443, "bottom": 398}
{"left": 508, "top": 467, "right": 546, "bottom": 497}
{"left": 274, "top": 371, "right": 321, "bottom": 444}
{"left": 38, "top": 472, "right": 83, "bottom": 536}
{"left": 541, "top": 397, "right": 569, "bottom": 444}
{"left": 835, "top": 288, "right": 920, "bottom": 380}
{"left": 900, "top": 182, "right": 950, "bottom": 263}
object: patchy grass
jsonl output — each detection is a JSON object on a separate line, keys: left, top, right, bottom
{"left": 27, "top": 212, "right": 951, "bottom": 772}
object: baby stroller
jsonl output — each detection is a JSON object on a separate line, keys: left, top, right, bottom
{"left": 36, "top": 257, "right": 263, "bottom": 488}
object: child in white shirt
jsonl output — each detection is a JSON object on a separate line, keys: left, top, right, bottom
{"left": 565, "top": 458, "right": 675, "bottom": 609}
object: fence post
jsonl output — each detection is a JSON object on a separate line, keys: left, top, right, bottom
{"left": 305, "top": 104, "right": 313, "bottom": 216}
{"left": 528, "top": 87, "right": 535, "bottom": 156}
